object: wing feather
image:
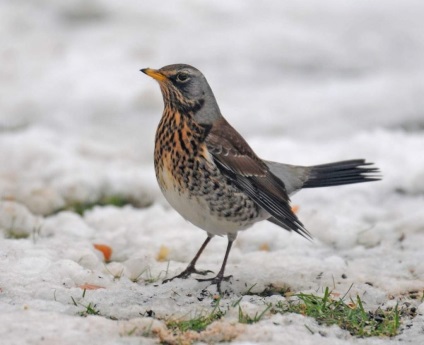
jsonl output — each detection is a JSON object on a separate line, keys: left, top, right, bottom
{"left": 206, "top": 118, "right": 311, "bottom": 239}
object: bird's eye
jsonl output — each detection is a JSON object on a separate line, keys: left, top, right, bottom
{"left": 176, "top": 72, "right": 189, "bottom": 82}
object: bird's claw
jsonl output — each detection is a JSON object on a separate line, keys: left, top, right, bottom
{"left": 162, "top": 266, "right": 214, "bottom": 284}
{"left": 196, "top": 275, "right": 233, "bottom": 294}
{"left": 193, "top": 269, "right": 214, "bottom": 276}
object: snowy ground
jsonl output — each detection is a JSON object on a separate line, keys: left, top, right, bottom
{"left": 1, "top": 1, "right": 424, "bottom": 344}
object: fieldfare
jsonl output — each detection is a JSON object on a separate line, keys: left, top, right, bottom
{"left": 141, "top": 64, "right": 380, "bottom": 293}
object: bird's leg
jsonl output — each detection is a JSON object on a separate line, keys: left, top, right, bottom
{"left": 163, "top": 235, "right": 214, "bottom": 284}
{"left": 197, "top": 235, "right": 235, "bottom": 294}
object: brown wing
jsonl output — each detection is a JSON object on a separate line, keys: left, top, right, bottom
{"left": 205, "top": 117, "right": 311, "bottom": 239}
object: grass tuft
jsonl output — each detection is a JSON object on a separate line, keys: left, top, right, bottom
{"left": 79, "top": 302, "right": 101, "bottom": 317}
{"left": 243, "top": 283, "right": 292, "bottom": 297}
{"left": 55, "top": 195, "right": 152, "bottom": 215}
{"left": 273, "top": 287, "right": 402, "bottom": 337}
{"left": 166, "top": 300, "right": 225, "bottom": 333}
{"left": 3, "top": 215, "right": 30, "bottom": 239}
{"left": 238, "top": 303, "right": 272, "bottom": 324}
{"left": 4, "top": 229, "right": 30, "bottom": 239}
{"left": 131, "top": 263, "right": 169, "bottom": 284}
{"left": 71, "top": 290, "right": 101, "bottom": 317}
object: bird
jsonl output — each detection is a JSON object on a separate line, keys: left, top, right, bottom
{"left": 141, "top": 64, "right": 380, "bottom": 294}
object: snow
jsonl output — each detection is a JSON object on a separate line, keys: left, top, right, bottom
{"left": 1, "top": 0, "right": 424, "bottom": 344}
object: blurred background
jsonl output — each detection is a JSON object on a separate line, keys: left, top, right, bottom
{"left": 1, "top": 0, "right": 424, "bottom": 215}
{"left": 1, "top": 3, "right": 424, "bottom": 341}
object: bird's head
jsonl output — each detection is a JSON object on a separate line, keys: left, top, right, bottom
{"left": 141, "top": 64, "right": 221, "bottom": 124}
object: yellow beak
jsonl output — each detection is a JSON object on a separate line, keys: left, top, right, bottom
{"left": 141, "top": 68, "right": 167, "bottom": 82}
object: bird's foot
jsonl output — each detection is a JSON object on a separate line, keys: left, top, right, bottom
{"left": 163, "top": 266, "right": 214, "bottom": 284}
{"left": 196, "top": 275, "right": 233, "bottom": 294}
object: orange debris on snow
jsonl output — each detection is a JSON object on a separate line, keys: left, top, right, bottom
{"left": 156, "top": 245, "right": 170, "bottom": 262}
{"left": 93, "top": 244, "right": 112, "bottom": 262}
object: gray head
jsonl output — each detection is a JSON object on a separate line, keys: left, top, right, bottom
{"left": 141, "top": 64, "right": 221, "bottom": 124}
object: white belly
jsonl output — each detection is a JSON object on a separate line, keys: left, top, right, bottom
{"left": 159, "top": 168, "right": 259, "bottom": 236}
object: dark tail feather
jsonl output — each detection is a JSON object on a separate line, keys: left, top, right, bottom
{"left": 303, "top": 159, "right": 381, "bottom": 188}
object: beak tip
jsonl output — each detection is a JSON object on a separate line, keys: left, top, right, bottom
{"left": 140, "top": 68, "right": 166, "bottom": 81}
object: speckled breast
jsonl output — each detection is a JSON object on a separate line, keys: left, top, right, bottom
{"left": 154, "top": 108, "right": 264, "bottom": 235}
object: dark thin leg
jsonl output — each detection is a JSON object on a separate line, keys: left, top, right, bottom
{"left": 163, "top": 236, "right": 214, "bottom": 284}
{"left": 197, "top": 237, "right": 234, "bottom": 294}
